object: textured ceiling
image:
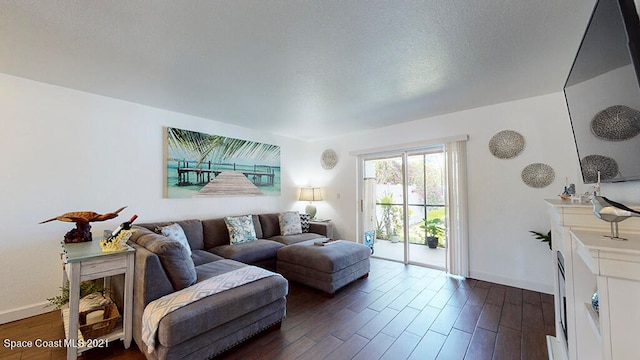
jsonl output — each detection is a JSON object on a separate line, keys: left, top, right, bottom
{"left": 0, "top": 1, "right": 596, "bottom": 140}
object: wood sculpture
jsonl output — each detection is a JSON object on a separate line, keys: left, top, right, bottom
{"left": 40, "top": 206, "right": 127, "bottom": 243}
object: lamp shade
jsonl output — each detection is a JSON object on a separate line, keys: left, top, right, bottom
{"left": 299, "top": 187, "right": 322, "bottom": 201}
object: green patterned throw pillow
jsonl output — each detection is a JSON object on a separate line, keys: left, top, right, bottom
{"left": 224, "top": 215, "right": 258, "bottom": 245}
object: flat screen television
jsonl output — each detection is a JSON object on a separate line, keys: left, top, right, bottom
{"left": 564, "top": 0, "right": 640, "bottom": 183}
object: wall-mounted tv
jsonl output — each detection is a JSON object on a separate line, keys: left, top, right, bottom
{"left": 564, "top": 0, "right": 640, "bottom": 183}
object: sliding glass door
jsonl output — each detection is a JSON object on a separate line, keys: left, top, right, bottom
{"left": 406, "top": 150, "right": 445, "bottom": 268}
{"left": 363, "top": 155, "right": 406, "bottom": 263}
{"left": 362, "top": 146, "right": 446, "bottom": 269}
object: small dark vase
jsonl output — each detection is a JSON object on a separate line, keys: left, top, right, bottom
{"left": 427, "top": 236, "right": 438, "bottom": 249}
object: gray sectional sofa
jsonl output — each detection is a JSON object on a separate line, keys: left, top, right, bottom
{"left": 113, "top": 213, "right": 332, "bottom": 360}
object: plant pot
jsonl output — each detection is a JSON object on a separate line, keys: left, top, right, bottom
{"left": 427, "top": 236, "right": 438, "bottom": 249}
{"left": 390, "top": 234, "right": 400, "bottom": 243}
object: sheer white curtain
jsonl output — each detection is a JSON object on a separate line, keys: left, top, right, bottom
{"left": 445, "top": 140, "right": 469, "bottom": 277}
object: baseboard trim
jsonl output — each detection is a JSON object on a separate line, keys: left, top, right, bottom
{"left": 469, "top": 270, "right": 553, "bottom": 294}
{"left": 0, "top": 301, "right": 52, "bottom": 325}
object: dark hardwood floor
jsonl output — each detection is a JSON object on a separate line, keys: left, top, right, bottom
{"left": 0, "top": 258, "right": 554, "bottom": 360}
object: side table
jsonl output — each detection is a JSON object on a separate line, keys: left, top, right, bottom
{"left": 60, "top": 240, "right": 134, "bottom": 360}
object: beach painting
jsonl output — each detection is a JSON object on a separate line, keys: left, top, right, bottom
{"left": 165, "top": 127, "right": 281, "bottom": 198}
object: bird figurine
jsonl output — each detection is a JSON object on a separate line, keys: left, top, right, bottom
{"left": 591, "top": 196, "right": 640, "bottom": 240}
{"left": 40, "top": 206, "right": 127, "bottom": 243}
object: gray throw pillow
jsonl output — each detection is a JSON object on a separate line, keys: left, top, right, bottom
{"left": 130, "top": 227, "right": 197, "bottom": 291}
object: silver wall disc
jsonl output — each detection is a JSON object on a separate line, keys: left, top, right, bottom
{"left": 591, "top": 105, "right": 640, "bottom": 141}
{"left": 521, "top": 163, "right": 555, "bottom": 188}
{"left": 489, "top": 130, "right": 525, "bottom": 159}
{"left": 581, "top": 154, "right": 619, "bottom": 182}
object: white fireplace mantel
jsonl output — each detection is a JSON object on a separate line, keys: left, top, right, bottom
{"left": 546, "top": 199, "right": 640, "bottom": 360}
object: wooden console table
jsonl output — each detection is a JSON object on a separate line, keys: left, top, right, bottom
{"left": 60, "top": 240, "right": 134, "bottom": 360}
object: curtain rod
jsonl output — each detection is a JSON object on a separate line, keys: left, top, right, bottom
{"left": 349, "top": 134, "right": 469, "bottom": 157}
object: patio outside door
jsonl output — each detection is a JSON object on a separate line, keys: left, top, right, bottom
{"left": 362, "top": 146, "right": 446, "bottom": 269}
{"left": 406, "top": 150, "right": 446, "bottom": 268}
{"left": 363, "top": 155, "right": 405, "bottom": 263}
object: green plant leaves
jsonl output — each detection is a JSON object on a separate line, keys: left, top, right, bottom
{"left": 529, "top": 230, "right": 552, "bottom": 250}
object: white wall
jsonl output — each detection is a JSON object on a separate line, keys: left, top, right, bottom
{"left": 4, "top": 72, "right": 640, "bottom": 322}
{"left": 313, "top": 92, "right": 640, "bottom": 294}
{"left": 0, "top": 73, "right": 312, "bottom": 323}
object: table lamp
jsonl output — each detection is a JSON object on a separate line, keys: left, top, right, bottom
{"left": 299, "top": 187, "right": 322, "bottom": 219}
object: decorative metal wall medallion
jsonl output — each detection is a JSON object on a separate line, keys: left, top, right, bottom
{"left": 489, "top": 130, "right": 525, "bottom": 159}
{"left": 591, "top": 105, "right": 640, "bottom": 141}
{"left": 521, "top": 163, "right": 555, "bottom": 188}
{"left": 321, "top": 149, "right": 338, "bottom": 170}
{"left": 581, "top": 155, "right": 619, "bottom": 182}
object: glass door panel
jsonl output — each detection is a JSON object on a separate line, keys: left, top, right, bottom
{"left": 362, "top": 148, "right": 445, "bottom": 269}
{"left": 363, "top": 156, "right": 405, "bottom": 263}
{"left": 406, "top": 150, "right": 445, "bottom": 269}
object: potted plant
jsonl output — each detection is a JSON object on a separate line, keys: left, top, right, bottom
{"left": 421, "top": 218, "right": 444, "bottom": 248}
{"left": 47, "top": 281, "right": 106, "bottom": 310}
{"left": 377, "top": 193, "right": 402, "bottom": 241}
{"left": 390, "top": 230, "right": 400, "bottom": 243}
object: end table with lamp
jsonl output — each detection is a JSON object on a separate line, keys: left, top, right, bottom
{"left": 299, "top": 187, "right": 323, "bottom": 220}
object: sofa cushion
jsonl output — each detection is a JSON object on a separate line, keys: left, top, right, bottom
{"left": 251, "top": 215, "right": 263, "bottom": 239}
{"left": 202, "top": 218, "right": 230, "bottom": 249}
{"left": 258, "top": 213, "right": 280, "bottom": 239}
{"left": 158, "top": 223, "right": 192, "bottom": 256}
{"left": 300, "top": 213, "right": 311, "bottom": 233}
{"left": 269, "top": 232, "right": 325, "bottom": 245}
{"left": 194, "top": 258, "right": 248, "bottom": 281}
{"left": 157, "top": 259, "right": 288, "bottom": 348}
{"left": 130, "top": 226, "right": 197, "bottom": 291}
{"left": 278, "top": 211, "right": 302, "bottom": 235}
{"left": 191, "top": 250, "right": 224, "bottom": 267}
{"left": 209, "top": 239, "right": 284, "bottom": 265}
{"left": 138, "top": 219, "right": 204, "bottom": 250}
{"left": 224, "top": 215, "right": 258, "bottom": 245}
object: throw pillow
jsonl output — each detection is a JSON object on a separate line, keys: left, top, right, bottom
{"left": 157, "top": 223, "right": 192, "bottom": 256}
{"left": 279, "top": 211, "right": 302, "bottom": 235}
{"left": 300, "top": 213, "right": 311, "bottom": 233}
{"left": 224, "top": 215, "right": 258, "bottom": 245}
{"left": 131, "top": 227, "right": 197, "bottom": 291}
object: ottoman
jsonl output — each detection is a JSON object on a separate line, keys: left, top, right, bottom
{"left": 277, "top": 239, "right": 371, "bottom": 294}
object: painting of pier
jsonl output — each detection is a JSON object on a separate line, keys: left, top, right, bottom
{"left": 195, "top": 171, "right": 263, "bottom": 197}
{"left": 165, "top": 127, "right": 280, "bottom": 198}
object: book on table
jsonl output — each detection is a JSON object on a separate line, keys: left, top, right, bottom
{"left": 314, "top": 238, "right": 340, "bottom": 246}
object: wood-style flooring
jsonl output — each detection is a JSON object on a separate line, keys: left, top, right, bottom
{"left": 0, "top": 258, "right": 554, "bottom": 360}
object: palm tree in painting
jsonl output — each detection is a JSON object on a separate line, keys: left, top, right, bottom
{"left": 167, "top": 127, "right": 280, "bottom": 166}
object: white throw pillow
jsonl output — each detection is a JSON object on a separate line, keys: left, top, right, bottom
{"left": 279, "top": 211, "right": 302, "bottom": 235}
{"left": 158, "top": 223, "right": 192, "bottom": 256}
